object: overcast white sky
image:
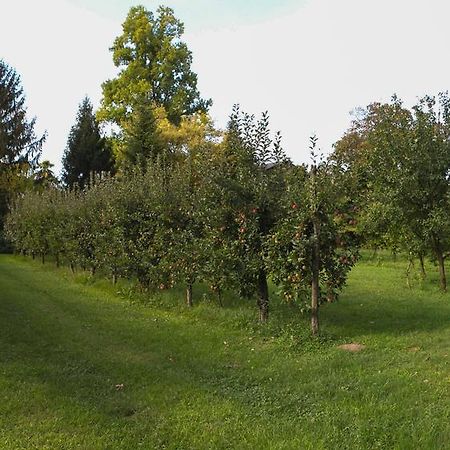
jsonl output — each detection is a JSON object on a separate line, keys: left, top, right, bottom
{"left": 2, "top": 0, "right": 450, "bottom": 173}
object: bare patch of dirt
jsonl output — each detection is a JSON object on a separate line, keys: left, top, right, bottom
{"left": 407, "top": 346, "right": 421, "bottom": 352}
{"left": 338, "top": 343, "right": 366, "bottom": 352}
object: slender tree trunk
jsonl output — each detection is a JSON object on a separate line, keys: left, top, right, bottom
{"left": 419, "top": 254, "right": 426, "bottom": 280}
{"left": 186, "top": 283, "right": 193, "bottom": 307}
{"left": 311, "top": 217, "right": 320, "bottom": 336}
{"left": 392, "top": 249, "right": 397, "bottom": 262}
{"left": 55, "top": 254, "right": 60, "bottom": 268}
{"left": 433, "top": 238, "right": 447, "bottom": 292}
{"left": 436, "top": 251, "right": 447, "bottom": 292}
{"left": 41, "top": 253, "right": 45, "bottom": 264}
{"left": 217, "top": 287, "right": 223, "bottom": 307}
{"left": 406, "top": 258, "right": 413, "bottom": 289}
{"left": 257, "top": 269, "right": 269, "bottom": 323}
{"left": 70, "top": 263, "right": 75, "bottom": 274}
{"left": 32, "top": 252, "right": 35, "bottom": 260}
{"left": 90, "top": 266, "right": 96, "bottom": 276}
{"left": 112, "top": 273, "right": 117, "bottom": 285}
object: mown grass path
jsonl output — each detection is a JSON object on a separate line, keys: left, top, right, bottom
{"left": 0, "top": 254, "right": 449, "bottom": 449}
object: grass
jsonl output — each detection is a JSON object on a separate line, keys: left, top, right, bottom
{"left": 0, "top": 253, "right": 449, "bottom": 449}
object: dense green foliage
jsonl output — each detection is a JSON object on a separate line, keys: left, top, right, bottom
{"left": 0, "top": 60, "right": 45, "bottom": 167}
{"left": 98, "top": 5, "right": 211, "bottom": 126}
{"left": 6, "top": 109, "right": 360, "bottom": 333}
{"left": 201, "top": 107, "right": 291, "bottom": 321}
{"left": 333, "top": 94, "right": 450, "bottom": 291}
{"left": 4, "top": 19, "right": 450, "bottom": 332}
{"left": 97, "top": 5, "right": 211, "bottom": 166}
{"left": 0, "top": 59, "right": 46, "bottom": 248}
{"left": 33, "top": 160, "right": 58, "bottom": 189}
{"left": 268, "top": 138, "right": 360, "bottom": 333}
{"left": 62, "top": 97, "right": 114, "bottom": 187}
{"left": 0, "top": 253, "right": 448, "bottom": 449}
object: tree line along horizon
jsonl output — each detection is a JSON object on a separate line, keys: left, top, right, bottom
{"left": 1, "top": 5, "right": 449, "bottom": 334}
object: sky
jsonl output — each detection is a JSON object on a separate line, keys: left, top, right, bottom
{"left": 2, "top": 0, "right": 450, "bottom": 174}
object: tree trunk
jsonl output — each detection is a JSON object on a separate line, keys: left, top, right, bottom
{"left": 392, "top": 249, "right": 397, "bottom": 262}
{"left": 90, "top": 266, "right": 96, "bottom": 276}
{"left": 311, "top": 217, "right": 320, "bottom": 336}
{"left": 257, "top": 269, "right": 269, "bottom": 323}
{"left": 186, "top": 283, "right": 193, "bottom": 307}
{"left": 41, "top": 253, "right": 45, "bottom": 264}
{"left": 55, "top": 254, "right": 60, "bottom": 268}
{"left": 217, "top": 287, "right": 223, "bottom": 307}
{"left": 433, "top": 238, "right": 447, "bottom": 292}
{"left": 406, "top": 258, "right": 413, "bottom": 289}
{"left": 419, "top": 254, "right": 426, "bottom": 280}
{"left": 436, "top": 251, "right": 447, "bottom": 292}
{"left": 112, "top": 273, "right": 117, "bottom": 285}
{"left": 70, "top": 263, "right": 75, "bottom": 274}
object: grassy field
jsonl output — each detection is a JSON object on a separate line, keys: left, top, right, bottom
{"left": 0, "top": 253, "right": 449, "bottom": 449}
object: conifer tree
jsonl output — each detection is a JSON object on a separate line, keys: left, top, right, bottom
{"left": 62, "top": 97, "right": 114, "bottom": 187}
{"left": 0, "top": 59, "right": 46, "bottom": 248}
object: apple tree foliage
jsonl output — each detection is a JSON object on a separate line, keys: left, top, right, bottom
{"left": 333, "top": 94, "right": 450, "bottom": 291}
{"left": 267, "top": 137, "right": 359, "bottom": 335}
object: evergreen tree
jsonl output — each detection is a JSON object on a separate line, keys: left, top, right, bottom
{"left": 0, "top": 59, "right": 46, "bottom": 248}
{"left": 122, "top": 96, "right": 164, "bottom": 166}
{"left": 62, "top": 97, "right": 114, "bottom": 187}
{"left": 34, "top": 160, "right": 58, "bottom": 189}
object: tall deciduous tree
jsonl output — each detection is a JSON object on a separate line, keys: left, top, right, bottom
{"left": 62, "top": 97, "right": 114, "bottom": 188}
{"left": 98, "top": 5, "right": 211, "bottom": 131}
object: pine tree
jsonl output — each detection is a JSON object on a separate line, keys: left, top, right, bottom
{"left": 0, "top": 60, "right": 45, "bottom": 167}
{"left": 0, "top": 59, "right": 46, "bottom": 248}
{"left": 122, "top": 96, "right": 165, "bottom": 166}
{"left": 62, "top": 97, "right": 114, "bottom": 187}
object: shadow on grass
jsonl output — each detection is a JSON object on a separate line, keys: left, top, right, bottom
{"left": 1, "top": 254, "right": 449, "bottom": 450}
{"left": 0, "top": 259, "right": 304, "bottom": 427}
{"left": 0, "top": 256, "right": 448, "bottom": 414}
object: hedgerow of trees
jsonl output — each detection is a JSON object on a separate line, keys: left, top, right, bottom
{"left": 5, "top": 106, "right": 361, "bottom": 334}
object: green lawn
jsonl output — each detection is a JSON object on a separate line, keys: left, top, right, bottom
{"left": 0, "top": 254, "right": 449, "bottom": 449}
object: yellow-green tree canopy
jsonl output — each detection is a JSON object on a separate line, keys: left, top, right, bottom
{"left": 98, "top": 5, "right": 211, "bottom": 129}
